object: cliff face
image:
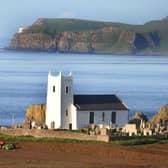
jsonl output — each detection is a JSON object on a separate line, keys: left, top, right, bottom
{"left": 150, "top": 104, "right": 168, "bottom": 124}
{"left": 57, "top": 28, "right": 134, "bottom": 54}
{"left": 9, "top": 27, "right": 134, "bottom": 54}
{"left": 10, "top": 33, "right": 57, "bottom": 51}
{"left": 22, "top": 104, "right": 46, "bottom": 128}
{"left": 8, "top": 18, "right": 168, "bottom": 55}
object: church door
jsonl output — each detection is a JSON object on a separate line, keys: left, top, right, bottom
{"left": 69, "top": 123, "right": 72, "bottom": 130}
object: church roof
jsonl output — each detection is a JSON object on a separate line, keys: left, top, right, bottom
{"left": 74, "top": 95, "right": 128, "bottom": 111}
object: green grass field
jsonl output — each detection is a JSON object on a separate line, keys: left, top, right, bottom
{"left": 0, "top": 133, "right": 168, "bottom": 146}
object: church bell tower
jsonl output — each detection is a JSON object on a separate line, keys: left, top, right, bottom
{"left": 45, "top": 72, "right": 73, "bottom": 129}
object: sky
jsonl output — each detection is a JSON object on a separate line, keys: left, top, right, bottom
{"left": 0, "top": 0, "right": 168, "bottom": 44}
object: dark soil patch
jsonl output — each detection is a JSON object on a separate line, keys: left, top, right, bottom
{"left": 0, "top": 142, "right": 168, "bottom": 168}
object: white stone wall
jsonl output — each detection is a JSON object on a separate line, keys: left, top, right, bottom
{"left": 77, "top": 110, "right": 128, "bottom": 129}
{"left": 46, "top": 72, "right": 62, "bottom": 129}
{"left": 71, "top": 105, "right": 77, "bottom": 130}
{"left": 116, "top": 110, "right": 129, "bottom": 127}
{"left": 61, "top": 74, "right": 74, "bottom": 129}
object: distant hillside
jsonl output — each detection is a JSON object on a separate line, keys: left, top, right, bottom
{"left": 8, "top": 17, "right": 168, "bottom": 55}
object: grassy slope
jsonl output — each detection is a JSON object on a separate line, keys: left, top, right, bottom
{"left": 27, "top": 18, "right": 168, "bottom": 34}
{"left": 26, "top": 18, "right": 131, "bottom": 36}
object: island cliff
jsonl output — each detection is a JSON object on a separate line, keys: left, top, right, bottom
{"left": 9, "top": 17, "right": 168, "bottom": 55}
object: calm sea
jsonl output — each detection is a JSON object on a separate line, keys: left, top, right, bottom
{"left": 0, "top": 50, "right": 168, "bottom": 126}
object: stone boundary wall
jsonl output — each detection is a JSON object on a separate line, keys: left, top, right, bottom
{"left": 0, "top": 128, "right": 100, "bottom": 141}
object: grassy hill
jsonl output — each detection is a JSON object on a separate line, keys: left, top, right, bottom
{"left": 9, "top": 17, "right": 168, "bottom": 55}
{"left": 25, "top": 18, "right": 131, "bottom": 36}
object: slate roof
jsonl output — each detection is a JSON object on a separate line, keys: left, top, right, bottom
{"left": 74, "top": 95, "right": 128, "bottom": 111}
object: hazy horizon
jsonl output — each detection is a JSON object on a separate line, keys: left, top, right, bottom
{"left": 0, "top": 0, "right": 168, "bottom": 45}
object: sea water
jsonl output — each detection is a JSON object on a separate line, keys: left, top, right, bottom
{"left": 0, "top": 50, "right": 168, "bottom": 126}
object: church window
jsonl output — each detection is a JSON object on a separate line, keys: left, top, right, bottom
{"left": 65, "top": 86, "right": 69, "bottom": 94}
{"left": 102, "top": 112, "right": 105, "bottom": 122}
{"left": 53, "top": 86, "right": 55, "bottom": 92}
{"left": 89, "top": 112, "right": 94, "bottom": 124}
{"left": 66, "top": 109, "right": 68, "bottom": 116}
{"left": 111, "top": 112, "right": 116, "bottom": 124}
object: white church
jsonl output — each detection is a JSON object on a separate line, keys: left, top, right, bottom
{"left": 45, "top": 72, "right": 129, "bottom": 130}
